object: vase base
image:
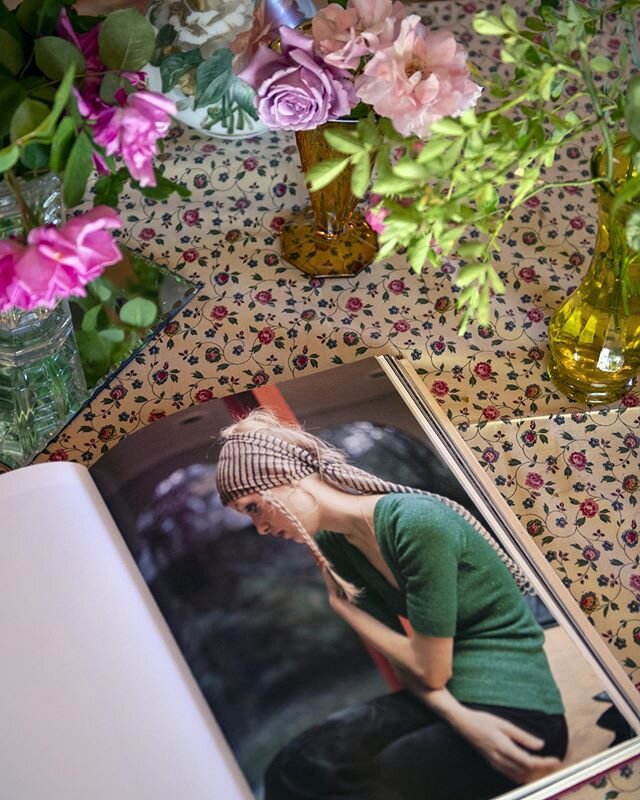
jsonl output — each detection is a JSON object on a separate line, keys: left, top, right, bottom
{"left": 280, "top": 209, "right": 378, "bottom": 278}
{"left": 548, "top": 355, "right": 634, "bottom": 405}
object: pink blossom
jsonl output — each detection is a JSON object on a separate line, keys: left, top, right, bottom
{"left": 312, "top": 0, "right": 405, "bottom": 70}
{"left": 365, "top": 204, "right": 389, "bottom": 233}
{"left": 5, "top": 207, "right": 122, "bottom": 311}
{"left": 525, "top": 472, "right": 544, "bottom": 489}
{"left": 91, "top": 91, "right": 176, "bottom": 187}
{"left": 355, "top": 17, "right": 481, "bottom": 138}
{"left": 630, "top": 574, "right": 640, "bottom": 592}
{"left": 0, "top": 239, "right": 27, "bottom": 311}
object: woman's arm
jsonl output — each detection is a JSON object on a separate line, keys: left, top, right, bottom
{"left": 323, "top": 571, "right": 562, "bottom": 785}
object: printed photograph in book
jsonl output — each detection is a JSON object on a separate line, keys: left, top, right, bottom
{"left": 90, "top": 356, "right": 640, "bottom": 800}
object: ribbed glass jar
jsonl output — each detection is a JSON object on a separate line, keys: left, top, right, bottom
{"left": 0, "top": 175, "right": 87, "bottom": 469}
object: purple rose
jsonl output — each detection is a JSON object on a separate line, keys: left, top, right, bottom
{"left": 238, "top": 26, "right": 356, "bottom": 130}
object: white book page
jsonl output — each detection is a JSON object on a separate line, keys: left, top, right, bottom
{"left": 0, "top": 462, "right": 252, "bottom": 800}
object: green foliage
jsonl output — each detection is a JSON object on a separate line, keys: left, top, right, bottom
{"left": 194, "top": 48, "right": 233, "bottom": 109}
{"left": 160, "top": 49, "right": 202, "bottom": 93}
{"left": 34, "top": 37, "right": 85, "bottom": 81}
{"left": 308, "top": 0, "right": 640, "bottom": 330}
{"left": 98, "top": 8, "right": 155, "bottom": 70}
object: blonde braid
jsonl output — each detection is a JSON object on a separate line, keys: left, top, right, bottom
{"left": 263, "top": 489, "right": 362, "bottom": 603}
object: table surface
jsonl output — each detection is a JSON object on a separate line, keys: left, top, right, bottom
{"left": 32, "top": 2, "right": 640, "bottom": 796}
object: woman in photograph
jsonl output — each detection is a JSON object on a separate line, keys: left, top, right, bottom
{"left": 215, "top": 409, "right": 568, "bottom": 800}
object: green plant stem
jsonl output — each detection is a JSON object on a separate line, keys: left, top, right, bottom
{"left": 579, "top": 42, "right": 614, "bottom": 185}
{"left": 5, "top": 171, "right": 38, "bottom": 236}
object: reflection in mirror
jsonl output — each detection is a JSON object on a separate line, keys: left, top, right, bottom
{"left": 90, "top": 357, "right": 639, "bottom": 800}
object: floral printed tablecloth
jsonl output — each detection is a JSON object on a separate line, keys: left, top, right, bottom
{"left": 32, "top": 1, "right": 639, "bottom": 795}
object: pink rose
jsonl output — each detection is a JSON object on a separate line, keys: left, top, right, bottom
{"left": 568, "top": 451, "right": 587, "bottom": 470}
{"left": 629, "top": 574, "right": 640, "bottom": 592}
{"left": 258, "top": 327, "right": 275, "bottom": 344}
{"left": 355, "top": 17, "right": 481, "bottom": 138}
{"left": 388, "top": 279, "right": 406, "bottom": 294}
{"left": 91, "top": 91, "right": 176, "bottom": 187}
{"left": 365, "top": 204, "right": 389, "bottom": 234}
{"left": 393, "top": 319, "right": 411, "bottom": 332}
{"left": 525, "top": 472, "right": 544, "bottom": 489}
{"left": 346, "top": 297, "right": 363, "bottom": 312}
{"left": 312, "top": 0, "right": 405, "bottom": 69}
{"left": 579, "top": 499, "right": 598, "bottom": 518}
{"left": 211, "top": 305, "right": 228, "bottom": 320}
{"left": 431, "top": 380, "right": 449, "bottom": 397}
{"left": 518, "top": 266, "right": 537, "bottom": 282}
{"left": 473, "top": 361, "right": 493, "bottom": 379}
{"left": 481, "top": 405, "right": 500, "bottom": 420}
{"left": 238, "top": 26, "right": 356, "bottom": 130}
{"left": 2, "top": 207, "right": 122, "bottom": 311}
{"left": 195, "top": 389, "right": 214, "bottom": 403}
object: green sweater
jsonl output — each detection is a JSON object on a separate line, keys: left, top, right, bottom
{"left": 316, "top": 493, "right": 564, "bottom": 715}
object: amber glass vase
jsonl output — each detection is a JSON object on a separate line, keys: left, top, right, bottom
{"left": 548, "top": 142, "right": 640, "bottom": 404}
{"left": 281, "top": 122, "right": 378, "bottom": 277}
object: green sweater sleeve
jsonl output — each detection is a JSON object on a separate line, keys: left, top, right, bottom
{"left": 389, "top": 499, "right": 463, "bottom": 637}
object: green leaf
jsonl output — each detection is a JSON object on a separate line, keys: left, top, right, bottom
{"left": 524, "top": 16, "right": 548, "bottom": 31}
{"left": 24, "top": 64, "right": 76, "bottom": 144}
{"left": 455, "top": 263, "right": 486, "bottom": 287}
{"left": 500, "top": 6, "right": 520, "bottom": 32}
{"left": 138, "top": 170, "right": 190, "bottom": 200}
{"left": 429, "top": 118, "right": 465, "bottom": 136}
{"left": 0, "top": 75, "right": 27, "bottom": 138}
{"left": 119, "top": 297, "right": 158, "bottom": 327}
{"left": 0, "top": 29, "right": 24, "bottom": 76}
{"left": 350, "top": 153, "right": 370, "bottom": 197}
{"left": 35, "top": 37, "right": 85, "bottom": 81}
{"left": 81, "top": 304, "right": 102, "bottom": 332}
{"left": 457, "top": 242, "right": 487, "bottom": 260}
{"left": 87, "top": 277, "right": 113, "bottom": 302}
{"left": 20, "top": 141, "right": 50, "bottom": 170}
{"left": 100, "top": 328, "right": 125, "bottom": 343}
{"left": 159, "top": 48, "right": 202, "bottom": 93}
{"left": 99, "top": 8, "right": 156, "bottom": 71}
{"left": 16, "top": 0, "right": 62, "bottom": 36}
{"left": 156, "top": 23, "right": 177, "bottom": 48}
{"left": 589, "top": 56, "right": 615, "bottom": 73}
{"left": 626, "top": 208, "right": 640, "bottom": 251}
{"left": 407, "top": 236, "right": 430, "bottom": 272}
{"left": 612, "top": 175, "right": 640, "bottom": 219}
{"left": 10, "top": 98, "right": 50, "bottom": 141}
{"left": 49, "top": 116, "right": 76, "bottom": 173}
{"left": 306, "top": 157, "right": 350, "bottom": 191}
{"left": 63, "top": 131, "right": 93, "bottom": 207}
{"left": 473, "top": 12, "right": 509, "bottom": 36}
{"left": 0, "top": 143, "right": 19, "bottom": 171}
{"left": 417, "top": 137, "right": 455, "bottom": 163}
{"left": 324, "top": 127, "right": 363, "bottom": 155}
{"left": 93, "top": 170, "right": 128, "bottom": 208}
{"left": 625, "top": 74, "right": 640, "bottom": 141}
{"left": 230, "top": 76, "right": 258, "bottom": 119}
{"left": 393, "top": 160, "right": 429, "bottom": 181}
{"left": 194, "top": 48, "right": 233, "bottom": 109}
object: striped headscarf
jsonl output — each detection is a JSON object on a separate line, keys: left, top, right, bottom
{"left": 216, "top": 430, "right": 533, "bottom": 596}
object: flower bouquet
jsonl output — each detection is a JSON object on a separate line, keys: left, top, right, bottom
{"left": 0, "top": 0, "right": 186, "bottom": 466}
{"left": 146, "top": 0, "right": 315, "bottom": 139}
{"left": 236, "top": 0, "right": 481, "bottom": 275}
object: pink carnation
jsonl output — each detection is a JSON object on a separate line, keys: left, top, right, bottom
{"left": 0, "top": 207, "right": 123, "bottom": 311}
{"left": 312, "top": 0, "right": 405, "bottom": 69}
{"left": 355, "top": 16, "right": 482, "bottom": 138}
{"left": 91, "top": 91, "right": 176, "bottom": 187}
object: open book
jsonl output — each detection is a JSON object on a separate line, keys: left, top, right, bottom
{"left": 3, "top": 356, "right": 639, "bottom": 800}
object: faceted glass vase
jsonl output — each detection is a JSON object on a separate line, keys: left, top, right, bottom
{"left": 281, "top": 123, "right": 378, "bottom": 277}
{"left": 548, "top": 141, "right": 640, "bottom": 405}
{"left": 0, "top": 175, "right": 87, "bottom": 469}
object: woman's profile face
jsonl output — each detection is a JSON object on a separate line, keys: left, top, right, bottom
{"left": 230, "top": 491, "right": 306, "bottom": 543}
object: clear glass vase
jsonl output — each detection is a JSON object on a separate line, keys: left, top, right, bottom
{"left": 281, "top": 122, "right": 378, "bottom": 277}
{"left": 548, "top": 141, "right": 640, "bottom": 405}
{"left": 0, "top": 175, "right": 87, "bottom": 469}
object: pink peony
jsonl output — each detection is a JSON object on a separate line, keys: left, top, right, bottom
{"left": 2, "top": 207, "right": 123, "bottom": 311}
{"left": 312, "top": 0, "right": 405, "bottom": 69}
{"left": 355, "top": 16, "right": 482, "bottom": 138}
{"left": 91, "top": 91, "right": 176, "bottom": 187}
{"left": 238, "top": 26, "right": 356, "bottom": 130}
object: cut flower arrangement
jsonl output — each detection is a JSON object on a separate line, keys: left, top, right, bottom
{"left": 240, "top": 0, "right": 640, "bottom": 330}
{"left": 0, "top": 0, "right": 187, "bottom": 316}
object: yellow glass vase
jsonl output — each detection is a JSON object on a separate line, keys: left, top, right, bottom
{"left": 548, "top": 142, "right": 640, "bottom": 404}
{"left": 280, "top": 123, "right": 378, "bottom": 277}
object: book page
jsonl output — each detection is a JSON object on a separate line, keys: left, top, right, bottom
{"left": 0, "top": 462, "right": 251, "bottom": 800}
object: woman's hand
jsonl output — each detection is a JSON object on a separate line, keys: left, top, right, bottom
{"left": 321, "top": 568, "right": 347, "bottom": 608}
{"left": 454, "top": 708, "right": 562, "bottom": 785}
